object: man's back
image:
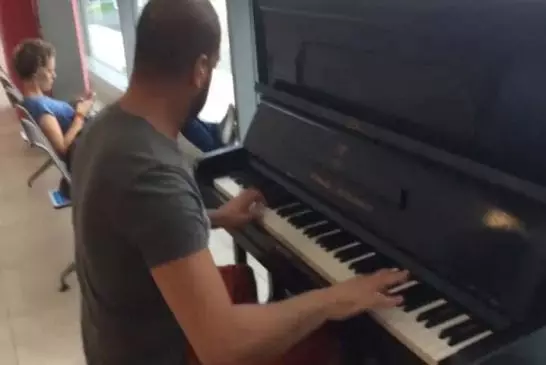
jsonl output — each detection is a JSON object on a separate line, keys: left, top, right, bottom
{"left": 71, "top": 104, "right": 209, "bottom": 365}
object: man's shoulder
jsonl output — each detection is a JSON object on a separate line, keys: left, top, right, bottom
{"left": 73, "top": 105, "right": 189, "bottom": 188}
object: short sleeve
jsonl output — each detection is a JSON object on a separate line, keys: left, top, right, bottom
{"left": 117, "top": 164, "right": 209, "bottom": 268}
{"left": 24, "top": 98, "right": 54, "bottom": 122}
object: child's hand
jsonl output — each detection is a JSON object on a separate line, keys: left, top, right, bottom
{"left": 78, "top": 90, "right": 96, "bottom": 102}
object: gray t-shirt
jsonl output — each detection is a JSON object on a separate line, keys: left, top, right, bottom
{"left": 71, "top": 104, "right": 209, "bottom": 365}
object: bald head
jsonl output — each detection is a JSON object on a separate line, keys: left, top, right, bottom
{"left": 133, "top": 0, "right": 221, "bottom": 79}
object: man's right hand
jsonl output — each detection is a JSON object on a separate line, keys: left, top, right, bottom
{"left": 325, "top": 269, "right": 409, "bottom": 321}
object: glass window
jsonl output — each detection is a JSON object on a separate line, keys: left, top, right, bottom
{"left": 85, "top": 0, "right": 127, "bottom": 74}
{"left": 137, "top": 0, "right": 148, "bottom": 13}
{"left": 206, "top": 0, "right": 235, "bottom": 121}
{"left": 210, "top": 0, "right": 232, "bottom": 76}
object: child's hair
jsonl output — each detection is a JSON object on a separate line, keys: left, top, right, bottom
{"left": 13, "top": 39, "right": 56, "bottom": 80}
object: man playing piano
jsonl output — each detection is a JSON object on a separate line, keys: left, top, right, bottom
{"left": 70, "top": 1, "right": 408, "bottom": 364}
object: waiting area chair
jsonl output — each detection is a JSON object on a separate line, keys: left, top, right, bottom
{"left": 1, "top": 80, "right": 76, "bottom": 292}
{"left": 14, "top": 103, "right": 72, "bottom": 185}
{"left": 15, "top": 102, "right": 75, "bottom": 291}
{"left": 0, "top": 71, "right": 30, "bottom": 144}
{"left": 0, "top": 74, "right": 56, "bottom": 186}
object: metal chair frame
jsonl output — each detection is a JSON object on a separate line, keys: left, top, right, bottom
{"left": 1, "top": 79, "right": 76, "bottom": 292}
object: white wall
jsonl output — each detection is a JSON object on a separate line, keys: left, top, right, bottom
{"left": 38, "top": 0, "right": 86, "bottom": 100}
{"left": 0, "top": 32, "right": 17, "bottom": 124}
{"left": 0, "top": 30, "right": 7, "bottom": 71}
{"left": 0, "top": 29, "right": 11, "bottom": 111}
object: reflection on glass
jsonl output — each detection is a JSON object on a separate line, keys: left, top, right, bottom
{"left": 85, "top": 0, "right": 127, "bottom": 74}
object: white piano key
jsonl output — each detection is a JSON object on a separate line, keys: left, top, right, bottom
{"left": 309, "top": 229, "right": 343, "bottom": 242}
{"left": 434, "top": 314, "right": 470, "bottom": 333}
{"left": 286, "top": 209, "right": 312, "bottom": 218}
{"left": 214, "top": 177, "right": 492, "bottom": 365}
{"left": 214, "top": 177, "right": 241, "bottom": 198}
{"left": 317, "top": 229, "right": 342, "bottom": 239}
{"left": 302, "top": 220, "right": 329, "bottom": 230}
{"left": 372, "top": 304, "right": 456, "bottom": 364}
{"left": 215, "top": 177, "right": 355, "bottom": 282}
{"left": 262, "top": 208, "right": 357, "bottom": 282}
{"left": 330, "top": 241, "right": 362, "bottom": 254}
{"left": 389, "top": 280, "right": 419, "bottom": 294}
{"left": 346, "top": 252, "right": 376, "bottom": 265}
{"left": 422, "top": 315, "right": 471, "bottom": 355}
{"left": 276, "top": 202, "right": 300, "bottom": 210}
{"left": 413, "top": 299, "right": 448, "bottom": 314}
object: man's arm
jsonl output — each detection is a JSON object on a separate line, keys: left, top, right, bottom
{"left": 153, "top": 250, "right": 407, "bottom": 365}
{"left": 122, "top": 166, "right": 407, "bottom": 365}
{"left": 152, "top": 249, "right": 336, "bottom": 365}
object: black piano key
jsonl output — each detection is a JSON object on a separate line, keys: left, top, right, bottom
{"left": 230, "top": 173, "right": 293, "bottom": 208}
{"left": 232, "top": 171, "right": 256, "bottom": 185}
{"left": 304, "top": 222, "right": 339, "bottom": 237}
{"left": 265, "top": 193, "right": 295, "bottom": 209}
{"left": 334, "top": 244, "right": 375, "bottom": 263}
{"left": 318, "top": 232, "right": 358, "bottom": 251}
{"left": 349, "top": 254, "right": 394, "bottom": 274}
{"left": 231, "top": 176, "right": 247, "bottom": 187}
{"left": 439, "top": 318, "right": 479, "bottom": 340}
{"left": 235, "top": 171, "right": 271, "bottom": 190}
{"left": 256, "top": 182, "right": 281, "bottom": 193}
{"left": 448, "top": 324, "right": 488, "bottom": 346}
{"left": 277, "top": 204, "right": 307, "bottom": 217}
{"left": 399, "top": 284, "right": 442, "bottom": 312}
{"left": 422, "top": 305, "right": 463, "bottom": 329}
{"left": 288, "top": 211, "right": 326, "bottom": 228}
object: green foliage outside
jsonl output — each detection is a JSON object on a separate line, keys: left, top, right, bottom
{"left": 87, "top": 1, "right": 116, "bottom": 16}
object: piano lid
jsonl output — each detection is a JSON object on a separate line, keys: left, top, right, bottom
{"left": 244, "top": 100, "right": 546, "bottom": 326}
{"left": 253, "top": 0, "right": 546, "bottom": 186}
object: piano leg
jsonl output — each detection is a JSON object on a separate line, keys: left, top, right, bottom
{"left": 267, "top": 274, "right": 291, "bottom": 302}
{"left": 234, "top": 244, "right": 248, "bottom": 264}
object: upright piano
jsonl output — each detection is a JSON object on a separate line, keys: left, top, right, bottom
{"left": 196, "top": 0, "right": 546, "bottom": 364}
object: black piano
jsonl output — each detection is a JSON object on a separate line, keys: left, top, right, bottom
{"left": 196, "top": 0, "right": 546, "bottom": 364}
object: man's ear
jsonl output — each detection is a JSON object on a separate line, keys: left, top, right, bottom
{"left": 193, "top": 54, "right": 210, "bottom": 89}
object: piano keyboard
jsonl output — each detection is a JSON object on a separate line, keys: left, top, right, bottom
{"left": 213, "top": 173, "right": 494, "bottom": 365}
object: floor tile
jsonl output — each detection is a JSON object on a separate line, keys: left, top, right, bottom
{"left": 11, "top": 304, "right": 84, "bottom": 365}
{"left": 0, "top": 271, "right": 9, "bottom": 323}
{"left": 0, "top": 324, "right": 17, "bottom": 365}
{"left": 0, "top": 88, "right": 83, "bottom": 365}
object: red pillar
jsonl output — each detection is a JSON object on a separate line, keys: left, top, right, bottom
{"left": 70, "top": 0, "right": 90, "bottom": 93}
{"left": 0, "top": 0, "right": 41, "bottom": 88}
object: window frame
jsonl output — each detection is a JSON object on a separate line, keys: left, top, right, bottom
{"left": 79, "top": 0, "right": 136, "bottom": 81}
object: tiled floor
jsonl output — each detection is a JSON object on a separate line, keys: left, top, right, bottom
{"left": 0, "top": 92, "right": 269, "bottom": 365}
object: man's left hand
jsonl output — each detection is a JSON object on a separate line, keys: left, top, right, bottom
{"left": 211, "top": 188, "right": 265, "bottom": 230}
